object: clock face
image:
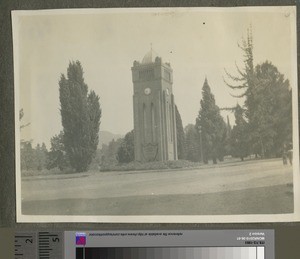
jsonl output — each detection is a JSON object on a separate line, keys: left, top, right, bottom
{"left": 144, "top": 88, "right": 151, "bottom": 95}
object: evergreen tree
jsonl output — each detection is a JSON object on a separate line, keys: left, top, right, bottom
{"left": 252, "top": 61, "right": 292, "bottom": 157}
{"left": 117, "top": 130, "right": 134, "bottom": 164}
{"left": 225, "top": 28, "right": 292, "bottom": 158}
{"left": 100, "top": 138, "right": 123, "bottom": 167}
{"left": 230, "top": 104, "right": 250, "bottom": 161}
{"left": 224, "top": 115, "right": 232, "bottom": 156}
{"left": 20, "top": 109, "right": 36, "bottom": 171}
{"left": 35, "top": 143, "right": 48, "bottom": 170}
{"left": 184, "top": 124, "right": 200, "bottom": 162}
{"left": 21, "top": 142, "right": 36, "bottom": 171}
{"left": 224, "top": 27, "right": 255, "bottom": 108}
{"left": 175, "top": 105, "right": 186, "bottom": 159}
{"left": 224, "top": 27, "right": 256, "bottom": 124}
{"left": 59, "top": 61, "right": 101, "bottom": 172}
{"left": 196, "top": 78, "right": 227, "bottom": 164}
{"left": 47, "top": 132, "right": 69, "bottom": 171}
{"left": 87, "top": 90, "right": 102, "bottom": 158}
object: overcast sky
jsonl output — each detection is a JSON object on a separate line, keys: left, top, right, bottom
{"left": 13, "top": 7, "right": 296, "bottom": 148}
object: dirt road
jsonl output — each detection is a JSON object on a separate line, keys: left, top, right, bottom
{"left": 21, "top": 159, "right": 293, "bottom": 215}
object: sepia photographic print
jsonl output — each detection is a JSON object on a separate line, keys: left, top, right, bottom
{"left": 13, "top": 6, "right": 300, "bottom": 223}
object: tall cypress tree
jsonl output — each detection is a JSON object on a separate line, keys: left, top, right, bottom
{"left": 196, "top": 78, "right": 227, "bottom": 164}
{"left": 59, "top": 61, "right": 101, "bottom": 172}
{"left": 87, "top": 90, "right": 102, "bottom": 162}
{"left": 175, "top": 105, "right": 186, "bottom": 160}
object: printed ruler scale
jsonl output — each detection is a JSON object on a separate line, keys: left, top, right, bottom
{"left": 14, "top": 232, "right": 36, "bottom": 259}
{"left": 14, "top": 231, "right": 63, "bottom": 259}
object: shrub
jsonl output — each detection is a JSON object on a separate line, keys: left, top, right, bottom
{"left": 100, "top": 160, "right": 201, "bottom": 172}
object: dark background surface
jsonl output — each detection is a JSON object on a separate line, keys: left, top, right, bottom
{"left": 0, "top": 0, "right": 299, "bottom": 258}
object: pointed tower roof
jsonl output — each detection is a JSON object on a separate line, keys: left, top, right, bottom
{"left": 141, "top": 46, "right": 159, "bottom": 64}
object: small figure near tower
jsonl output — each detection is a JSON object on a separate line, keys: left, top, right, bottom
{"left": 131, "top": 49, "right": 177, "bottom": 162}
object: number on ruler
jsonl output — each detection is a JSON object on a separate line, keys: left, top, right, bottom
{"left": 52, "top": 237, "right": 60, "bottom": 243}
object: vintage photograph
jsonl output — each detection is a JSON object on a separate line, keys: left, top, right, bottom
{"left": 13, "top": 7, "right": 299, "bottom": 223}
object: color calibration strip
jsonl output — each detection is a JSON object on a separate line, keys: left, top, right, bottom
{"left": 76, "top": 247, "right": 264, "bottom": 259}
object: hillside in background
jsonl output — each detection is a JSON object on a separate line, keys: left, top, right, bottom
{"left": 98, "top": 131, "right": 123, "bottom": 148}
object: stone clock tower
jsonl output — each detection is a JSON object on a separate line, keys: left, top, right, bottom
{"left": 131, "top": 50, "right": 177, "bottom": 162}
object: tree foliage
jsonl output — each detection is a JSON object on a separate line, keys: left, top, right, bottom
{"left": 196, "top": 78, "right": 227, "bottom": 164}
{"left": 21, "top": 142, "right": 36, "bottom": 171}
{"left": 184, "top": 124, "right": 200, "bottom": 162}
{"left": 117, "top": 130, "right": 135, "bottom": 164}
{"left": 59, "top": 61, "right": 101, "bottom": 172}
{"left": 19, "top": 109, "right": 30, "bottom": 131}
{"left": 100, "top": 138, "right": 123, "bottom": 167}
{"left": 251, "top": 61, "right": 292, "bottom": 157}
{"left": 21, "top": 142, "right": 49, "bottom": 171}
{"left": 47, "top": 131, "right": 69, "bottom": 171}
{"left": 87, "top": 90, "right": 102, "bottom": 156}
{"left": 36, "top": 143, "right": 48, "bottom": 170}
{"left": 175, "top": 105, "right": 186, "bottom": 159}
{"left": 224, "top": 116, "right": 232, "bottom": 157}
{"left": 230, "top": 104, "right": 250, "bottom": 161}
{"left": 225, "top": 27, "right": 292, "bottom": 158}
